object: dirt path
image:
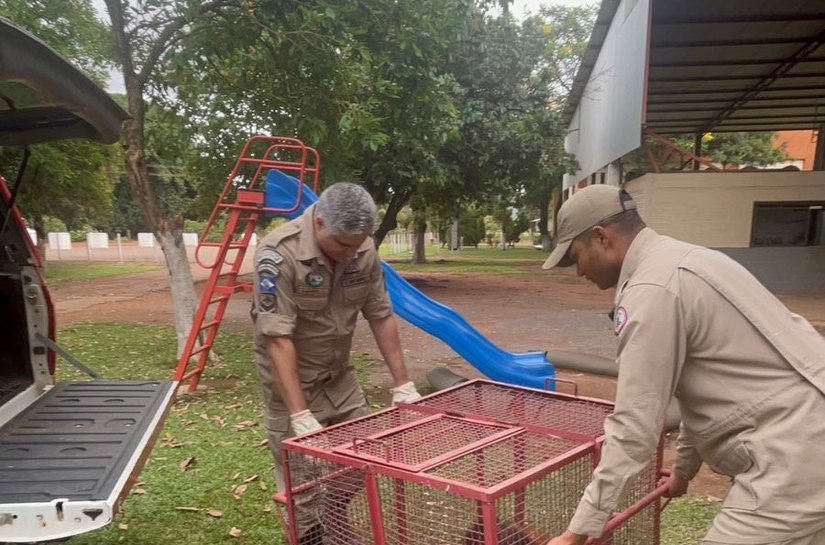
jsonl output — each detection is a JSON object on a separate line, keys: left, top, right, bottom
{"left": 51, "top": 261, "right": 825, "bottom": 501}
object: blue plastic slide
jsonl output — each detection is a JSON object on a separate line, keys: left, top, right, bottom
{"left": 264, "top": 170, "right": 556, "bottom": 389}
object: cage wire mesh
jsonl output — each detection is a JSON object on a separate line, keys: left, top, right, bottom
{"left": 282, "top": 380, "right": 664, "bottom": 545}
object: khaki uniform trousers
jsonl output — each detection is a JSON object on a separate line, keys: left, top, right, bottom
{"left": 704, "top": 524, "right": 825, "bottom": 545}
{"left": 261, "top": 368, "right": 369, "bottom": 541}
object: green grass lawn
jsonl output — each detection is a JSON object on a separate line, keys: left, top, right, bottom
{"left": 384, "top": 246, "right": 547, "bottom": 276}
{"left": 55, "top": 323, "right": 717, "bottom": 545}
{"left": 46, "top": 262, "right": 162, "bottom": 283}
{"left": 661, "top": 499, "right": 720, "bottom": 544}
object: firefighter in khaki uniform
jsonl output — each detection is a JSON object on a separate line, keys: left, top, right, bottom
{"left": 543, "top": 185, "right": 825, "bottom": 545}
{"left": 251, "top": 183, "right": 421, "bottom": 544}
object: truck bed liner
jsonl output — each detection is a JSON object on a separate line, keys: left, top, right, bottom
{"left": 0, "top": 380, "right": 174, "bottom": 504}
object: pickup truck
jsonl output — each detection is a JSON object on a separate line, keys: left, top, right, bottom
{"left": 0, "top": 16, "right": 175, "bottom": 543}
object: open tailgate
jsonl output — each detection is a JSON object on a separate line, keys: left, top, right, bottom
{"left": 0, "top": 380, "right": 175, "bottom": 542}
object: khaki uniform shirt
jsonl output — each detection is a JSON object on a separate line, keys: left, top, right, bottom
{"left": 569, "top": 228, "right": 825, "bottom": 543}
{"left": 251, "top": 204, "right": 393, "bottom": 413}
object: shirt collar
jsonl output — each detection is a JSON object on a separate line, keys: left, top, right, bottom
{"left": 296, "top": 204, "right": 324, "bottom": 262}
{"left": 616, "top": 227, "right": 659, "bottom": 294}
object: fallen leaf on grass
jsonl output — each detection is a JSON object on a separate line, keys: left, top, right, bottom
{"left": 233, "top": 484, "right": 248, "bottom": 500}
{"left": 233, "top": 420, "right": 258, "bottom": 431}
{"left": 259, "top": 480, "right": 268, "bottom": 491}
{"left": 206, "top": 509, "right": 223, "bottom": 518}
{"left": 229, "top": 527, "right": 243, "bottom": 538}
{"left": 119, "top": 523, "right": 128, "bottom": 530}
{"left": 179, "top": 456, "right": 196, "bottom": 472}
{"left": 162, "top": 435, "right": 183, "bottom": 448}
{"left": 243, "top": 475, "right": 259, "bottom": 483}
{"left": 132, "top": 488, "right": 146, "bottom": 495}
{"left": 263, "top": 505, "right": 272, "bottom": 513}
{"left": 175, "top": 507, "right": 202, "bottom": 512}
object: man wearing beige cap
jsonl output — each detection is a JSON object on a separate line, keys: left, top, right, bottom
{"left": 543, "top": 185, "right": 825, "bottom": 545}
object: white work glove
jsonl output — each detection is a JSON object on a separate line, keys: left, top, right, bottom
{"left": 289, "top": 409, "right": 323, "bottom": 437}
{"left": 390, "top": 381, "right": 422, "bottom": 404}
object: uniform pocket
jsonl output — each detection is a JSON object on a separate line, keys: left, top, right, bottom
{"left": 706, "top": 440, "right": 753, "bottom": 477}
{"left": 343, "top": 284, "right": 370, "bottom": 302}
{"left": 323, "top": 369, "right": 364, "bottom": 410}
{"left": 294, "top": 295, "right": 328, "bottom": 311}
{"left": 264, "top": 413, "right": 289, "bottom": 433}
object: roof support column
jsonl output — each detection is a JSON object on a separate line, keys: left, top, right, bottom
{"left": 815, "top": 125, "right": 825, "bottom": 171}
{"left": 693, "top": 134, "right": 703, "bottom": 170}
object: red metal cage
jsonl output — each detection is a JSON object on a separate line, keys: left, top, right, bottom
{"left": 278, "top": 380, "right": 666, "bottom": 545}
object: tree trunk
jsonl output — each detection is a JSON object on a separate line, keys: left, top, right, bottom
{"left": 32, "top": 215, "right": 48, "bottom": 273}
{"left": 157, "top": 230, "right": 198, "bottom": 353}
{"left": 411, "top": 205, "right": 427, "bottom": 264}
{"left": 373, "top": 188, "right": 412, "bottom": 247}
{"left": 538, "top": 192, "right": 551, "bottom": 251}
{"left": 548, "top": 186, "right": 563, "bottom": 251}
{"left": 107, "top": 0, "right": 200, "bottom": 358}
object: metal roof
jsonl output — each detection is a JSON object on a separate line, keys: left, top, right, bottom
{"left": 563, "top": 0, "right": 825, "bottom": 134}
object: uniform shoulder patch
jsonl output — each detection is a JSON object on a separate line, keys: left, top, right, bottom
{"left": 614, "top": 306, "right": 628, "bottom": 336}
{"left": 259, "top": 275, "right": 277, "bottom": 295}
{"left": 256, "top": 248, "right": 284, "bottom": 277}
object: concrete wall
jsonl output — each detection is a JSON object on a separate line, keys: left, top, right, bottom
{"left": 625, "top": 171, "right": 825, "bottom": 247}
{"left": 720, "top": 246, "right": 825, "bottom": 295}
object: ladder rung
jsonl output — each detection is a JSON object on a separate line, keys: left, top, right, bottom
{"left": 189, "top": 343, "right": 212, "bottom": 357}
{"left": 215, "top": 284, "right": 248, "bottom": 295}
{"left": 199, "top": 320, "right": 220, "bottom": 332}
{"left": 209, "top": 295, "right": 231, "bottom": 305}
{"left": 181, "top": 368, "right": 201, "bottom": 381}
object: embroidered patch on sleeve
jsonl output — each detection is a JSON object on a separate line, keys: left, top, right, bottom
{"left": 614, "top": 306, "right": 628, "bottom": 335}
{"left": 259, "top": 293, "right": 276, "bottom": 312}
{"left": 256, "top": 248, "right": 283, "bottom": 278}
{"left": 259, "top": 274, "right": 277, "bottom": 295}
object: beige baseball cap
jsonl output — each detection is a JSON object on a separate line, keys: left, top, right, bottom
{"left": 542, "top": 185, "right": 637, "bottom": 270}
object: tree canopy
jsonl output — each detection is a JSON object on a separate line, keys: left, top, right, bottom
{"left": 3, "top": 0, "right": 597, "bottom": 349}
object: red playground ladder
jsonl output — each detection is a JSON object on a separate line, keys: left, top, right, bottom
{"left": 174, "top": 136, "right": 320, "bottom": 392}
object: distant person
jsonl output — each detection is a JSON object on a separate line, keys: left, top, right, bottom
{"left": 542, "top": 185, "right": 825, "bottom": 545}
{"left": 251, "top": 182, "right": 421, "bottom": 544}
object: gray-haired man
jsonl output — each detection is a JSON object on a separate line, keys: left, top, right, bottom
{"left": 251, "top": 182, "right": 420, "bottom": 544}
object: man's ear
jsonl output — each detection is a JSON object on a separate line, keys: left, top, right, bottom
{"left": 591, "top": 225, "right": 609, "bottom": 247}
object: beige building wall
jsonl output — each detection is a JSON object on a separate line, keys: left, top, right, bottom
{"left": 625, "top": 171, "right": 825, "bottom": 247}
